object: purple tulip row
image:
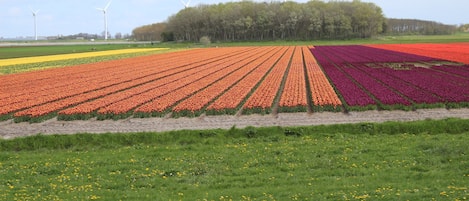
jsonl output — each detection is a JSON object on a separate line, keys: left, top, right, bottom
{"left": 311, "top": 47, "right": 375, "bottom": 107}
{"left": 431, "top": 65, "right": 469, "bottom": 79}
{"left": 310, "top": 45, "right": 469, "bottom": 107}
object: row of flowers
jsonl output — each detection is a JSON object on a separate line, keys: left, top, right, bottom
{"left": 278, "top": 47, "right": 308, "bottom": 112}
{"left": 70, "top": 47, "right": 257, "bottom": 120}
{"left": 367, "top": 43, "right": 469, "bottom": 64}
{"left": 5, "top": 47, "right": 250, "bottom": 122}
{"left": 242, "top": 48, "right": 295, "bottom": 114}
{"left": 205, "top": 47, "right": 289, "bottom": 115}
{"left": 311, "top": 47, "right": 376, "bottom": 107}
{"left": 302, "top": 46, "right": 342, "bottom": 111}
{"left": 310, "top": 45, "right": 469, "bottom": 109}
{"left": 2, "top": 57, "right": 150, "bottom": 116}
{"left": 15, "top": 54, "right": 202, "bottom": 119}
{"left": 135, "top": 47, "right": 281, "bottom": 118}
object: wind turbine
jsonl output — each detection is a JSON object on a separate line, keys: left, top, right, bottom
{"left": 180, "top": 0, "right": 192, "bottom": 8}
{"left": 30, "top": 7, "right": 39, "bottom": 41}
{"left": 96, "top": 0, "right": 112, "bottom": 40}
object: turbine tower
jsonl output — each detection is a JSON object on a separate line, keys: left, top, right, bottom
{"left": 30, "top": 8, "right": 39, "bottom": 41}
{"left": 180, "top": 0, "right": 192, "bottom": 8}
{"left": 96, "top": 0, "right": 112, "bottom": 40}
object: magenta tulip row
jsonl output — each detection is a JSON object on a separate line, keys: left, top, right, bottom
{"left": 311, "top": 45, "right": 469, "bottom": 107}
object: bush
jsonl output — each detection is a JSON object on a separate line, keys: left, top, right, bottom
{"left": 199, "top": 36, "right": 211, "bottom": 46}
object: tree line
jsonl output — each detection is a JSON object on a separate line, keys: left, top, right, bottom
{"left": 386, "top": 19, "right": 457, "bottom": 35}
{"left": 131, "top": 0, "right": 458, "bottom": 42}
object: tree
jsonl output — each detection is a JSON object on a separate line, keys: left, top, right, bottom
{"left": 386, "top": 19, "right": 457, "bottom": 35}
{"left": 115, "top": 32, "right": 122, "bottom": 39}
{"left": 132, "top": 22, "right": 168, "bottom": 41}
{"left": 137, "top": 0, "right": 388, "bottom": 42}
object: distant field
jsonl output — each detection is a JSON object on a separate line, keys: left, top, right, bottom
{"left": 0, "top": 48, "right": 184, "bottom": 75}
{"left": 0, "top": 43, "right": 160, "bottom": 59}
{"left": 1, "top": 32, "right": 468, "bottom": 59}
{"left": 0, "top": 48, "right": 168, "bottom": 67}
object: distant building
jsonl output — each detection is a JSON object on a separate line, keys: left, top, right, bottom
{"left": 47, "top": 36, "right": 58, "bottom": 40}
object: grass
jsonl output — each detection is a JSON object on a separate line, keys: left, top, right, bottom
{"left": 1, "top": 118, "right": 468, "bottom": 200}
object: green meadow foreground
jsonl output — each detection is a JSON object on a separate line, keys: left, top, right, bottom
{"left": 1, "top": 119, "right": 468, "bottom": 200}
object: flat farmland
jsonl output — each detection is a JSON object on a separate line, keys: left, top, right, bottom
{"left": 1, "top": 44, "right": 469, "bottom": 137}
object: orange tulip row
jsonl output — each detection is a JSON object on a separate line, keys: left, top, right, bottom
{"left": 6, "top": 47, "right": 247, "bottom": 119}
{"left": 205, "top": 47, "right": 290, "bottom": 113}
{"left": 134, "top": 47, "right": 270, "bottom": 114}
{"left": 242, "top": 47, "right": 295, "bottom": 111}
{"left": 278, "top": 47, "right": 308, "bottom": 110}
{"left": 60, "top": 47, "right": 252, "bottom": 117}
{"left": 103, "top": 47, "right": 266, "bottom": 116}
{"left": 3, "top": 48, "right": 218, "bottom": 114}
{"left": 170, "top": 47, "right": 281, "bottom": 114}
{"left": 3, "top": 45, "right": 348, "bottom": 121}
{"left": 0, "top": 48, "right": 206, "bottom": 103}
{"left": 302, "top": 47, "right": 342, "bottom": 107}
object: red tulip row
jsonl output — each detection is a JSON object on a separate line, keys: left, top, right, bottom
{"left": 367, "top": 43, "right": 469, "bottom": 64}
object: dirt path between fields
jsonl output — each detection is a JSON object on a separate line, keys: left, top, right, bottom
{"left": 1, "top": 108, "right": 469, "bottom": 139}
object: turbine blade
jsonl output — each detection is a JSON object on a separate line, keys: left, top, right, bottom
{"left": 104, "top": 0, "right": 112, "bottom": 10}
{"left": 29, "top": 6, "right": 39, "bottom": 14}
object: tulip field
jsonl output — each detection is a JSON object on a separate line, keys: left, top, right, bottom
{"left": 311, "top": 45, "right": 469, "bottom": 110}
{"left": 1, "top": 43, "right": 469, "bottom": 123}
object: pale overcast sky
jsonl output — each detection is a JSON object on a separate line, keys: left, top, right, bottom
{"left": 1, "top": 0, "right": 468, "bottom": 38}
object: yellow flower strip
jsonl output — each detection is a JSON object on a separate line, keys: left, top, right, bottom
{"left": 0, "top": 48, "right": 168, "bottom": 67}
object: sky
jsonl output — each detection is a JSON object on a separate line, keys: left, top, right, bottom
{"left": 1, "top": 0, "right": 468, "bottom": 39}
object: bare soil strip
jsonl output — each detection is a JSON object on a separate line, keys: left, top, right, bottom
{"left": 1, "top": 108, "right": 469, "bottom": 139}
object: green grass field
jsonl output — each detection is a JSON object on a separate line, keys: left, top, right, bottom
{"left": 1, "top": 118, "right": 468, "bottom": 200}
